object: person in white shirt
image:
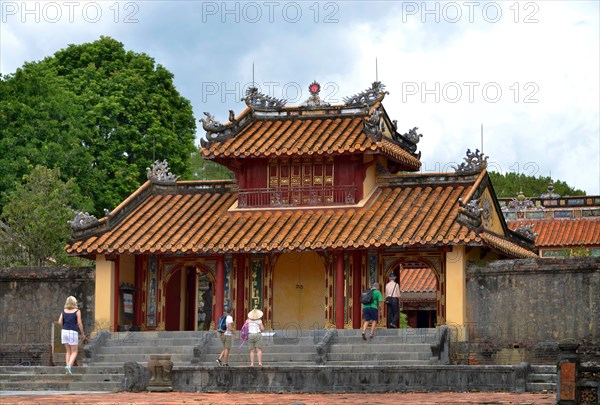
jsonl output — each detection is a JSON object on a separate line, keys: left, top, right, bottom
{"left": 216, "top": 307, "right": 234, "bottom": 366}
{"left": 385, "top": 273, "right": 401, "bottom": 328}
{"left": 246, "top": 307, "right": 265, "bottom": 367}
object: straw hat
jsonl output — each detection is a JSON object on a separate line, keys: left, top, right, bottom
{"left": 247, "top": 308, "right": 263, "bottom": 320}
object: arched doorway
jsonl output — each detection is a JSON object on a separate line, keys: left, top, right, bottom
{"left": 272, "top": 252, "right": 326, "bottom": 331}
{"left": 386, "top": 260, "right": 440, "bottom": 328}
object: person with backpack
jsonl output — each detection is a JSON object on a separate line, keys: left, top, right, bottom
{"left": 246, "top": 307, "right": 265, "bottom": 367}
{"left": 216, "top": 307, "right": 234, "bottom": 366}
{"left": 361, "top": 281, "right": 383, "bottom": 340}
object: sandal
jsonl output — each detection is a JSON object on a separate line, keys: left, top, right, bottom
{"left": 370, "top": 333, "right": 375, "bottom": 339}
{"left": 361, "top": 332, "right": 367, "bottom": 341}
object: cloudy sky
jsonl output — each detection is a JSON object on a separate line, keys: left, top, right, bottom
{"left": 1, "top": 0, "right": 599, "bottom": 194}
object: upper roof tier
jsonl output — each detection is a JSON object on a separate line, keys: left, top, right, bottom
{"left": 199, "top": 81, "right": 422, "bottom": 171}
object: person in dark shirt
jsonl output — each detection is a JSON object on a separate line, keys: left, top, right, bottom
{"left": 57, "top": 296, "right": 85, "bottom": 375}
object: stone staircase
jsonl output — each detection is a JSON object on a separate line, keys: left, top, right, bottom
{"left": 0, "top": 328, "right": 557, "bottom": 392}
{"left": 526, "top": 364, "right": 557, "bottom": 392}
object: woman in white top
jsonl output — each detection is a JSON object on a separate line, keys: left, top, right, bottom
{"left": 246, "top": 307, "right": 265, "bottom": 367}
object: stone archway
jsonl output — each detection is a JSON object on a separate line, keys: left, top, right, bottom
{"left": 272, "top": 252, "right": 326, "bottom": 331}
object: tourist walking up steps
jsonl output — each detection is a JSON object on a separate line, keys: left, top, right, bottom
{"left": 385, "top": 273, "right": 401, "bottom": 328}
{"left": 216, "top": 307, "right": 234, "bottom": 366}
{"left": 361, "top": 281, "right": 383, "bottom": 340}
{"left": 57, "top": 296, "right": 85, "bottom": 375}
{"left": 246, "top": 307, "right": 264, "bottom": 367}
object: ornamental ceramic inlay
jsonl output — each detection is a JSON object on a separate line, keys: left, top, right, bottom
{"left": 301, "top": 81, "right": 330, "bottom": 107}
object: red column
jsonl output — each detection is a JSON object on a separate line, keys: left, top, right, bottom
{"left": 215, "top": 255, "right": 225, "bottom": 323}
{"left": 335, "top": 251, "right": 345, "bottom": 329}
{"left": 353, "top": 251, "right": 362, "bottom": 329}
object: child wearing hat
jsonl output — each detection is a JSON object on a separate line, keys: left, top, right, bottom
{"left": 246, "top": 307, "right": 264, "bottom": 366}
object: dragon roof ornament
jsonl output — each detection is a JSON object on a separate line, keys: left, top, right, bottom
{"left": 363, "top": 105, "right": 383, "bottom": 141}
{"left": 69, "top": 211, "right": 99, "bottom": 231}
{"left": 392, "top": 127, "right": 423, "bottom": 155}
{"left": 454, "top": 149, "right": 488, "bottom": 174}
{"left": 344, "top": 81, "right": 389, "bottom": 106}
{"left": 514, "top": 224, "right": 537, "bottom": 241}
{"left": 200, "top": 112, "right": 224, "bottom": 133}
{"left": 147, "top": 160, "right": 179, "bottom": 184}
{"left": 242, "top": 86, "right": 287, "bottom": 108}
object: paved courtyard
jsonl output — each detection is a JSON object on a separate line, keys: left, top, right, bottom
{"left": 1, "top": 391, "right": 556, "bottom": 404}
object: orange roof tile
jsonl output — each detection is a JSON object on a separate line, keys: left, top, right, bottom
{"left": 399, "top": 267, "right": 436, "bottom": 293}
{"left": 479, "top": 232, "right": 539, "bottom": 259}
{"left": 507, "top": 218, "right": 600, "bottom": 248}
{"left": 67, "top": 176, "right": 486, "bottom": 256}
{"left": 200, "top": 109, "right": 421, "bottom": 170}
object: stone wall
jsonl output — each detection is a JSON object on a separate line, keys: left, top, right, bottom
{"left": 0, "top": 267, "right": 95, "bottom": 366}
{"left": 457, "top": 257, "right": 600, "bottom": 365}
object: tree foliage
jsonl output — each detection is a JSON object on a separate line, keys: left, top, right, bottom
{"left": 186, "top": 151, "right": 234, "bottom": 181}
{"left": 0, "top": 166, "right": 89, "bottom": 267}
{"left": 0, "top": 36, "right": 196, "bottom": 217}
{"left": 489, "top": 171, "right": 585, "bottom": 198}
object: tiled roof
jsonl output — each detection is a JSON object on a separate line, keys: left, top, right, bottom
{"left": 507, "top": 218, "right": 600, "bottom": 247}
{"left": 399, "top": 267, "right": 436, "bottom": 293}
{"left": 67, "top": 176, "right": 485, "bottom": 256}
{"left": 200, "top": 108, "right": 421, "bottom": 170}
{"left": 479, "top": 232, "right": 539, "bottom": 259}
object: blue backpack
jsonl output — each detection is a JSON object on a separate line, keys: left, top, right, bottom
{"left": 217, "top": 315, "right": 227, "bottom": 333}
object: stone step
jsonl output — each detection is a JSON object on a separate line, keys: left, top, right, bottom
{"left": 329, "top": 343, "right": 431, "bottom": 353}
{"left": 1, "top": 372, "right": 123, "bottom": 382}
{"left": 0, "top": 366, "right": 122, "bottom": 375}
{"left": 526, "top": 382, "right": 556, "bottom": 392}
{"left": 0, "top": 381, "right": 121, "bottom": 391}
{"left": 327, "top": 352, "right": 430, "bottom": 362}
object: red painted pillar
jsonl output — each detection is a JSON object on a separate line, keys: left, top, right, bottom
{"left": 353, "top": 251, "right": 362, "bottom": 329}
{"left": 236, "top": 254, "right": 246, "bottom": 330}
{"left": 215, "top": 255, "right": 225, "bottom": 323}
{"left": 335, "top": 251, "right": 345, "bottom": 329}
{"left": 113, "top": 258, "right": 120, "bottom": 332}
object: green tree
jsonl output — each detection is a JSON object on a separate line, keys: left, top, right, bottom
{"left": 489, "top": 172, "right": 585, "bottom": 198}
{"left": 186, "top": 150, "right": 234, "bottom": 180}
{"left": 0, "top": 166, "right": 90, "bottom": 267}
{"left": 0, "top": 36, "right": 196, "bottom": 217}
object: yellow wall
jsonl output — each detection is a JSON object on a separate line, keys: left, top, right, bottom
{"left": 445, "top": 245, "right": 466, "bottom": 340}
{"left": 95, "top": 255, "right": 114, "bottom": 332}
{"left": 119, "top": 255, "right": 135, "bottom": 285}
{"left": 362, "top": 155, "right": 376, "bottom": 200}
{"left": 481, "top": 188, "right": 505, "bottom": 234}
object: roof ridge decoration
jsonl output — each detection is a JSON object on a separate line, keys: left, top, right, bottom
{"left": 457, "top": 197, "right": 485, "bottom": 230}
{"left": 540, "top": 180, "right": 561, "bottom": 199}
{"left": 454, "top": 149, "right": 488, "bottom": 174}
{"left": 344, "top": 81, "right": 389, "bottom": 106}
{"left": 242, "top": 86, "right": 287, "bottom": 109}
{"left": 300, "top": 81, "right": 330, "bottom": 107}
{"left": 392, "top": 127, "right": 423, "bottom": 155}
{"left": 363, "top": 104, "right": 383, "bottom": 141}
{"left": 514, "top": 224, "right": 537, "bottom": 241}
{"left": 69, "top": 211, "right": 99, "bottom": 231}
{"left": 502, "top": 191, "right": 544, "bottom": 212}
{"left": 147, "top": 160, "right": 179, "bottom": 184}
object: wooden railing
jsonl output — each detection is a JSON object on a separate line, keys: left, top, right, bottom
{"left": 237, "top": 186, "right": 357, "bottom": 208}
